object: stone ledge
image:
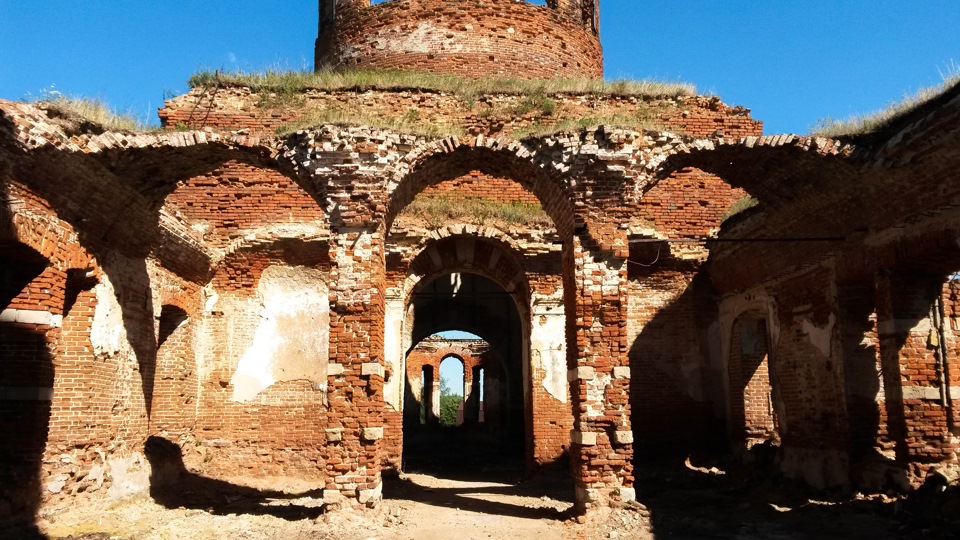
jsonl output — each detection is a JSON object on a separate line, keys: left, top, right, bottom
{"left": 325, "top": 428, "right": 343, "bottom": 442}
{"left": 0, "top": 309, "right": 62, "bottom": 328}
{"left": 328, "top": 364, "right": 345, "bottom": 377}
{"left": 612, "top": 366, "right": 631, "bottom": 379}
{"left": 612, "top": 430, "right": 634, "bottom": 445}
{"left": 571, "top": 430, "right": 597, "bottom": 446}
{"left": 568, "top": 366, "right": 596, "bottom": 382}
{"left": 901, "top": 385, "right": 960, "bottom": 401}
{"left": 361, "top": 363, "right": 385, "bottom": 378}
{"left": 361, "top": 427, "right": 384, "bottom": 441}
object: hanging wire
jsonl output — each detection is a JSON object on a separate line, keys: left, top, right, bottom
{"left": 626, "top": 244, "right": 661, "bottom": 267}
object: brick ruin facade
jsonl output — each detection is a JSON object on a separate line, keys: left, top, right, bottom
{"left": 3, "top": 0, "right": 960, "bottom": 526}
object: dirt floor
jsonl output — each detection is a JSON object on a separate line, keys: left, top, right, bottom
{"left": 8, "top": 456, "right": 960, "bottom": 539}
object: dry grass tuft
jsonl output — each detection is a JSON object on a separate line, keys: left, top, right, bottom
{"left": 513, "top": 112, "right": 672, "bottom": 139}
{"left": 811, "top": 69, "right": 960, "bottom": 137}
{"left": 721, "top": 196, "right": 760, "bottom": 223}
{"left": 39, "top": 96, "right": 145, "bottom": 132}
{"left": 276, "top": 108, "right": 465, "bottom": 137}
{"left": 189, "top": 68, "right": 696, "bottom": 101}
{"left": 401, "top": 194, "right": 552, "bottom": 227}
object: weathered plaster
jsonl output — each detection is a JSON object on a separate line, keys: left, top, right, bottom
{"left": 383, "top": 293, "right": 405, "bottom": 411}
{"left": 801, "top": 313, "right": 837, "bottom": 358}
{"left": 90, "top": 274, "right": 126, "bottom": 357}
{"left": 531, "top": 295, "right": 567, "bottom": 403}
{"left": 230, "top": 265, "right": 329, "bottom": 401}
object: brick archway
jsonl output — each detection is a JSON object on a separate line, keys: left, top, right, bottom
{"left": 386, "top": 137, "right": 576, "bottom": 239}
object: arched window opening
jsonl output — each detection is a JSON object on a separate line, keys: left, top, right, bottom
{"left": 439, "top": 355, "right": 464, "bottom": 427}
{"left": 157, "top": 305, "right": 189, "bottom": 348}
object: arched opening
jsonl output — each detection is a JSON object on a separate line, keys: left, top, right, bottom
{"left": 729, "top": 314, "right": 780, "bottom": 451}
{"left": 0, "top": 241, "right": 55, "bottom": 523}
{"left": 383, "top": 140, "right": 572, "bottom": 489}
{"left": 401, "top": 273, "right": 525, "bottom": 474}
{"left": 157, "top": 305, "right": 188, "bottom": 348}
{"left": 438, "top": 355, "right": 464, "bottom": 426}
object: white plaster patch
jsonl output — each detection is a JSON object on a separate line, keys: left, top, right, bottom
{"left": 203, "top": 286, "right": 219, "bottom": 312}
{"left": 585, "top": 373, "right": 612, "bottom": 417}
{"left": 801, "top": 313, "right": 836, "bottom": 358}
{"left": 230, "top": 266, "right": 329, "bottom": 402}
{"left": 532, "top": 298, "right": 567, "bottom": 403}
{"left": 90, "top": 274, "right": 126, "bottom": 356}
{"left": 383, "top": 297, "right": 405, "bottom": 411}
{"left": 107, "top": 453, "right": 150, "bottom": 501}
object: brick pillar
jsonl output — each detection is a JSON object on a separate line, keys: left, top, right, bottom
{"left": 876, "top": 271, "right": 958, "bottom": 479}
{"left": 565, "top": 229, "right": 633, "bottom": 510}
{"left": 323, "top": 227, "right": 386, "bottom": 508}
{"left": 430, "top": 367, "right": 441, "bottom": 425}
{"left": 465, "top": 367, "right": 481, "bottom": 424}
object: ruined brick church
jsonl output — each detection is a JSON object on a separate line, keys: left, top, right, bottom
{"left": 2, "top": 0, "right": 959, "bottom": 523}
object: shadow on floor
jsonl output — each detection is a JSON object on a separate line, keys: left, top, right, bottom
{"left": 635, "top": 453, "right": 960, "bottom": 539}
{"left": 144, "top": 436, "right": 324, "bottom": 521}
{"left": 383, "top": 473, "right": 573, "bottom": 522}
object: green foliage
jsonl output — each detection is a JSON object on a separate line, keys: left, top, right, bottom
{"left": 189, "top": 67, "right": 696, "bottom": 100}
{"left": 402, "top": 194, "right": 552, "bottom": 227}
{"left": 439, "top": 394, "right": 462, "bottom": 427}
{"left": 512, "top": 92, "right": 557, "bottom": 116}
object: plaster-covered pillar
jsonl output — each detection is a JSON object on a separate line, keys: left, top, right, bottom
{"left": 430, "top": 369, "right": 441, "bottom": 425}
{"left": 322, "top": 227, "right": 386, "bottom": 508}
{"left": 565, "top": 229, "right": 633, "bottom": 510}
{"left": 381, "top": 290, "right": 405, "bottom": 470}
{"left": 530, "top": 283, "right": 570, "bottom": 466}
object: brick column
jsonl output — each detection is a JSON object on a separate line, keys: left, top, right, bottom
{"left": 876, "top": 271, "right": 958, "bottom": 479}
{"left": 323, "top": 227, "right": 386, "bottom": 508}
{"left": 565, "top": 228, "right": 633, "bottom": 510}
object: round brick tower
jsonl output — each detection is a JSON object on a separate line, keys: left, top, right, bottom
{"left": 315, "top": 0, "right": 602, "bottom": 79}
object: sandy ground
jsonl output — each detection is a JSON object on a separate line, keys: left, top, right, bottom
{"left": 30, "top": 472, "right": 597, "bottom": 540}
{"left": 9, "top": 457, "right": 960, "bottom": 540}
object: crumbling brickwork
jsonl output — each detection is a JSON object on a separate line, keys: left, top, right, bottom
{"left": 315, "top": 0, "right": 603, "bottom": 79}
{"left": 160, "top": 87, "right": 762, "bottom": 140}
{"left": 3, "top": 0, "right": 960, "bottom": 526}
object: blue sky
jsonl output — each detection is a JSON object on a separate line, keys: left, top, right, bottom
{"left": 1, "top": 2, "right": 957, "bottom": 134}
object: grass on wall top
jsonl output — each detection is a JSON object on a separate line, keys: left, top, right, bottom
{"left": 188, "top": 68, "right": 696, "bottom": 100}
{"left": 811, "top": 71, "right": 960, "bottom": 138}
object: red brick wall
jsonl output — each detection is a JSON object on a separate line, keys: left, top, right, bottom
{"left": 317, "top": 0, "right": 603, "bottom": 79}
{"left": 770, "top": 269, "right": 847, "bottom": 450}
{"left": 728, "top": 317, "right": 777, "bottom": 446}
{"left": 639, "top": 167, "right": 749, "bottom": 237}
{"left": 627, "top": 266, "right": 720, "bottom": 453}
{"left": 164, "top": 161, "right": 324, "bottom": 250}
{"left": 159, "top": 88, "right": 762, "bottom": 140}
{"left": 877, "top": 272, "right": 959, "bottom": 470}
{"left": 422, "top": 172, "right": 541, "bottom": 205}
